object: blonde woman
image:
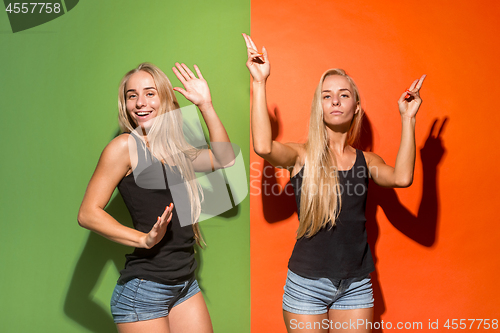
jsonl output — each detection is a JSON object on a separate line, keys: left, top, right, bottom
{"left": 78, "top": 62, "right": 233, "bottom": 333}
{"left": 243, "top": 34, "right": 425, "bottom": 333}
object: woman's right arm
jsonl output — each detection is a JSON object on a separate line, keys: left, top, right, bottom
{"left": 243, "top": 33, "right": 302, "bottom": 169}
{"left": 77, "top": 134, "right": 173, "bottom": 249}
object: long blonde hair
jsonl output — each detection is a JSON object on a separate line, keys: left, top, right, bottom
{"left": 297, "top": 69, "right": 364, "bottom": 239}
{"left": 118, "top": 63, "right": 205, "bottom": 246}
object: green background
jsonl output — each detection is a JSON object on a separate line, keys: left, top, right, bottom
{"left": 0, "top": 1, "right": 250, "bottom": 332}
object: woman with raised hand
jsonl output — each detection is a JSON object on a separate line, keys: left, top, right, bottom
{"left": 78, "top": 62, "right": 233, "bottom": 333}
{"left": 243, "top": 33, "right": 425, "bottom": 333}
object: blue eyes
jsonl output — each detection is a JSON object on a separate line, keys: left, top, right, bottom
{"left": 323, "top": 94, "right": 349, "bottom": 99}
{"left": 127, "top": 93, "right": 155, "bottom": 99}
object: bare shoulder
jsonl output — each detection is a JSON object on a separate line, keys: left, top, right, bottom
{"left": 105, "top": 133, "right": 130, "bottom": 152}
{"left": 362, "top": 151, "right": 391, "bottom": 179}
{"left": 111, "top": 132, "right": 130, "bottom": 143}
{"left": 99, "top": 133, "right": 132, "bottom": 170}
{"left": 362, "top": 151, "right": 386, "bottom": 166}
{"left": 81, "top": 134, "right": 132, "bottom": 212}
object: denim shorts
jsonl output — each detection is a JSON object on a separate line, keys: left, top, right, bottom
{"left": 283, "top": 269, "right": 373, "bottom": 314}
{"left": 110, "top": 277, "right": 200, "bottom": 323}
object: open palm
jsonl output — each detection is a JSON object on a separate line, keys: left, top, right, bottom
{"left": 172, "top": 63, "right": 212, "bottom": 108}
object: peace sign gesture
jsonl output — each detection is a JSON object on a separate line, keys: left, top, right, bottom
{"left": 243, "top": 33, "right": 270, "bottom": 83}
{"left": 398, "top": 74, "right": 426, "bottom": 119}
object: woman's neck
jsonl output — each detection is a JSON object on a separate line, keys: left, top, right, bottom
{"left": 326, "top": 126, "right": 350, "bottom": 155}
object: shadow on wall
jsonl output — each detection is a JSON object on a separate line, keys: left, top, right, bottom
{"left": 363, "top": 115, "right": 447, "bottom": 332}
{"left": 259, "top": 106, "right": 448, "bottom": 333}
{"left": 261, "top": 106, "right": 297, "bottom": 223}
{"left": 64, "top": 191, "right": 132, "bottom": 333}
{"left": 64, "top": 195, "right": 238, "bottom": 332}
{"left": 63, "top": 129, "right": 240, "bottom": 332}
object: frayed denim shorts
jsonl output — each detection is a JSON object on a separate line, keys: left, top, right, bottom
{"left": 110, "top": 277, "right": 200, "bottom": 323}
{"left": 283, "top": 269, "right": 373, "bottom": 315}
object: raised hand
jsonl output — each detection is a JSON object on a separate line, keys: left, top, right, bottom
{"left": 398, "top": 74, "right": 426, "bottom": 119}
{"left": 243, "top": 33, "right": 270, "bottom": 83}
{"left": 172, "top": 63, "right": 212, "bottom": 110}
{"left": 143, "top": 203, "right": 174, "bottom": 249}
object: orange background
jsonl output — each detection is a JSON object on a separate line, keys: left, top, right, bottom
{"left": 250, "top": 0, "right": 500, "bottom": 332}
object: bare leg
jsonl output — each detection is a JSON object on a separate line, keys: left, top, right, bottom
{"left": 115, "top": 292, "right": 211, "bottom": 333}
{"left": 169, "top": 292, "right": 213, "bottom": 333}
{"left": 328, "top": 308, "right": 373, "bottom": 333}
{"left": 117, "top": 316, "right": 170, "bottom": 333}
{"left": 284, "top": 310, "right": 330, "bottom": 333}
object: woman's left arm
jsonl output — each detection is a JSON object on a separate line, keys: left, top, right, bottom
{"left": 172, "top": 63, "right": 235, "bottom": 172}
{"left": 367, "top": 75, "right": 426, "bottom": 188}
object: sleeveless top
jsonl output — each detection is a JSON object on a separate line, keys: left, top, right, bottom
{"left": 116, "top": 133, "right": 197, "bottom": 285}
{"left": 288, "top": 149, "right": 375, "bottom": 279}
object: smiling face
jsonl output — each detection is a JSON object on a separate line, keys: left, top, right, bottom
{"left": 321, "top": 75, "right": 359, "bottom": 128}
{"left": 125, "top": 70, "right": 161, "bottom": 129}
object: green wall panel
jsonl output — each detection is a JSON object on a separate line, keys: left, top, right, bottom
{"left": 0, "top": 1, "right": 250, "bottom": 332}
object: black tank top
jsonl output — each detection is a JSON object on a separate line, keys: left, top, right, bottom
{"left": 288, "top": 149, "right": 375, "bottom": 279}
{"left": 117, "top": 133, "right": 196, "bottom": 285}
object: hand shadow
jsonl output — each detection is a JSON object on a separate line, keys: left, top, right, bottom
{"left": 363, "top": 116, "right": 448, "bottom": 332}
{"left": 260, "top": 106, "right": 297, "bottom": 222}
{"left": 64, "top": 183, "right": 211, "bottom": 333}
{"left": 63, "top": 129, "right": 236, "bottom": 332}
{"left": 63, "top": 191, "right": 132, "bottom": 333}
{"left": 259, "top": 107, "right": 447, "bottom": 333}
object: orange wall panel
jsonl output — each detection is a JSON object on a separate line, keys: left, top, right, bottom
{"left": 250, "top": 1, "right": 500, "bottom": 332}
